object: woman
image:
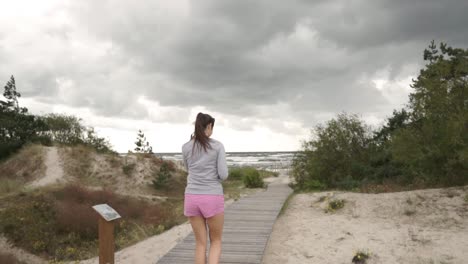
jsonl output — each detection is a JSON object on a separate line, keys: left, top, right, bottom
{"left": 182, "top": 112, "right": 229, "bottom": 264}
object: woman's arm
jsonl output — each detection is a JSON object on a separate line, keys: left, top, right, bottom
{"left": 217, "top": 143, "right": 229, "bottom": 180}
{"left": 182, "top": 146, "right": 189, "bottom": 171}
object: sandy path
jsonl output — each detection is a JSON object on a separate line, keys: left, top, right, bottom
{"left": 29, "top": 147, "right": 64, "bottom": 188}
{"left": 263, "top": 187, "right": 468, "bottom": 264}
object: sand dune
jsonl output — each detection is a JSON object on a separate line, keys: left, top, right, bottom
{"left": 263, "top": 186, "right": 468, "bottom": 264}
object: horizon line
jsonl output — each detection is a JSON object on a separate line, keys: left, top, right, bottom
{"left": 119, "top": 150, "right": 300, "bottom": 154}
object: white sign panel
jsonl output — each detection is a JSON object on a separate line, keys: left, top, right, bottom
{"left": 92, "top": 204, "right": 121, "bottom": 221}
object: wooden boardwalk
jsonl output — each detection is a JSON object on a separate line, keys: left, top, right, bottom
{"left": 157, "top": 180, "right": 292, "bottom": 264}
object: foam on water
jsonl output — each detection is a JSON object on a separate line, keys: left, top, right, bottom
{"left": 157, "top": 151, "right": 296, "bottom": 171}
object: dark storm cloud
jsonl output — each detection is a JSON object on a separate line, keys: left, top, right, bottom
{"left": 2, "top": 0, "right": 467, "bottom": 130}
{"left": 307, "top": 0, "right": 468, "bottom": 49}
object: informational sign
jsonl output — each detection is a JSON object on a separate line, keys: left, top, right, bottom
{"left": 92, "top": 204, "right": 121, "bottom": 222}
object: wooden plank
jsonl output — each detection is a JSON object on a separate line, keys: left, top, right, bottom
{"left": 157, "top": 181, "right": 292, "bottom": 264}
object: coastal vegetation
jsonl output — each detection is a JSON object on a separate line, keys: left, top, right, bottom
{"left": 352, "top": 250, "right": 371, "bottom": 264}
{"left": 0, "top": 184, "right": 183, "bottom": 261}
{"left": 325, "top": 198, "right": 346, "bottom": 213}
{"left": 228, "top": 166, "right": 277, "bottom": 189}
{"left": 292, "top": 42, "right": 468, "bottom": 192}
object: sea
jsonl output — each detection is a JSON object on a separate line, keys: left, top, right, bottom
{"left": 155, "top": 152, "right": 297, "bottom": 172}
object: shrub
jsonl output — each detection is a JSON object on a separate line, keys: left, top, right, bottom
{"left": 55, "top": 200, "right": 99, "bottom": 239}
{"left": 0, "top": 109, "right": 49, "bottom": 160}
{"left": 152, "top": 162, "right": 172, "bottom": 190}
{"left": 162, "top": 160, "right": 176, "bottom": 172}
{"left": 303, "top": 179, "right": 327, "bottom": 190}
{"left": 228, "top": 167, "right": 243, "bottom": 180}
{"left": 0, "top": 141, "right": 24, "bottom": 161}
{"left": 122, "top": 163, "right": 136, "bottom": 176}
{"left": 325, "top": 199, "right": 345, "bottom": 213}
{"left": 292, "top": 113, "right": 374, "bottom": 191}
{"left": 242, "top": 168, "right": 264, "bottom": 188}
{"left": 352, "top": 250, "right": 371, "bottom": 264}
{"left": 258, "top": 169, "right": 279, "bottom": 178}
{"left": 228, "top": 167, "right": 274, "bottom": 181}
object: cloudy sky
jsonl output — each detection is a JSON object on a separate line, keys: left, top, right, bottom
{"left": 1, "top": 0, "right": 467, "bottom": 152}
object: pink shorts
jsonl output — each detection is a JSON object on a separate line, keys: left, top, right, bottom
{"left": 184, "top": 194, "right": 224, "bottom": 218}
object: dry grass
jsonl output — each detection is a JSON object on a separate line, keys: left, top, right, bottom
{"left": 0, "top": 178, "right": 24, "bottom": 197}
{"left": 53, "top": 185, "right": 176, "bottom": 238}
{"left": 0, "top": 144, "right": 46, "bottom": 196}
{"left": 59, "top": 145, "right": 95, "bottom": 184}
{"left": 222, "top": 179, "right": 243, "bottom": 200}
{"left": 0, "top": 144, "right": 45, "bottom": 181}
{"left": 279, "top": 193, "right": 295, "bottom": 216}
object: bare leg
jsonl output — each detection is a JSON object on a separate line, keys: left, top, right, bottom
{"left": 189, "top": 216, "right": 207, "bottom": 264}
{"left": 206, "top": 213, "right": 224, "bottom": 264}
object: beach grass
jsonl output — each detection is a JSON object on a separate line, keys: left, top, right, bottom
{"left": 279, "top": 192, "right": 295, "bottom": 216}
{"left": 0, "top": 144, "right": 45, "bottom": 197}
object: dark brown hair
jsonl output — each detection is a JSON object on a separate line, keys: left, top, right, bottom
{"left": 191, "top": 112, "right": 215, "bottom": 153}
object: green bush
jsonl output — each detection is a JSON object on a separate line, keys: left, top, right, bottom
{"left": 0, "top": 141, "right": 23, "bottom": 161}
{"left": 352, "top": 250, "right": 371, "bottom": 264}
{"left": 242, "top": 169, "right": 264, "bottom": 188}
{"left": 303, "top": 179, "right": 326, "bottom": 190}
{"left": 229, "top": 167, "right": 276, "bottom": 181}
{"left": 258, "top": 169, "right": 279, "bottom": 178}
{"left": 152, "top": 162, "right": 172, "bottom": 189}
{"left": 122, "top": 163, "right": 136, "bottom": 176}
{"left": 325, "top": 199, "right": 346, "bottom": 213}
{"left": 228, "top": 167, "right": 243, "bottom": 180}
{"left": 292, "top": 113, "right": 374, "bottom": 190}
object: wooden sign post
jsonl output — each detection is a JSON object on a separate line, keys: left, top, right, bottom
{"left": 92, "top": 204, "right": 121, "bottom": 264}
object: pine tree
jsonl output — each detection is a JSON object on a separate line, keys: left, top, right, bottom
{"left": 152, "top": 162, "right": 172, "bottom": 189}
{"left": 3, "top": 75, "right": 27, "bottom": 113}
{"left": 134, "top": 130, "right": 153, "bottom": 154}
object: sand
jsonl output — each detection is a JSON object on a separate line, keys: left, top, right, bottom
{"left": 29, "top": 147, "right": 64, "bottom": 188}
{"left": 263, "top": 186, "right": 468, "bottom": 264}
